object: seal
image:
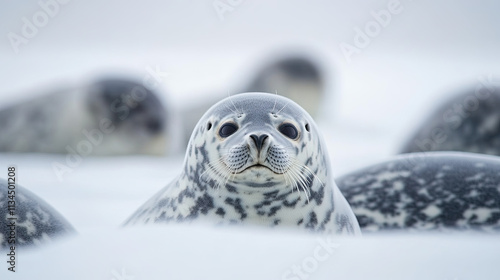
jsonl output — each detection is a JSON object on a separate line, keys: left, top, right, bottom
{"left": 337, "top": 152, "right": 500, "bottom": 232}
{"left": 0, "top": 179, "right": 75, "bottom": 248}
{"left": 125, "top": 92, "right": 360, "bottom": 235}
{"left": 242, "top": 54, "right": 325, "bottom": 118}
{"left": 400, "top": 86, "right": 500, "bottom": 156}
{"left": 0, "top": 78, "right": 169, "bottom": 155}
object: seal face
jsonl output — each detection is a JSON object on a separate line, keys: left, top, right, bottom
{"left": 337, "top": 152, "right": 500, "bottom": 232}
{"left": 125, "top": 92, "right": 360, "bottom": 235}
{"left": 0, "top": 179, "right": 75, "bottom": 248}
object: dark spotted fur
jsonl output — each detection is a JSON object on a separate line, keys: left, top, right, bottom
{"left": 337, "top": 152, "right": 500, "bottom": 232}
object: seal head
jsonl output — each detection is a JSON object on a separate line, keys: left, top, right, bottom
{"left": 125, "top": 93, "right": 360, "bottom": 235}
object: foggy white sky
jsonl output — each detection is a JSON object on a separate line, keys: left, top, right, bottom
{"left": 1, "top": 0, "right": 499, "bottom": 53}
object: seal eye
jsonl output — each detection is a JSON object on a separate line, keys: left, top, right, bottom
{"left": 219, "top": 123, "right": 238, "bottom": 138}
{"left": 279, "top": 123, "right": 298, "bottom": 139}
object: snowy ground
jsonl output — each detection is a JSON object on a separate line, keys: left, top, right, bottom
{"left": 3, "top": 225, "right": 500, "bottom": 280}
{"left": 1, "top": 153, "right": 500, "bottom": 279}
{"left": 1, "top": 0, "right": 500, "bottom": 279}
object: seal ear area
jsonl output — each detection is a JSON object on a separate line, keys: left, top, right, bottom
{"left": 203, "top": 117, "right": 219, "bottom": 132}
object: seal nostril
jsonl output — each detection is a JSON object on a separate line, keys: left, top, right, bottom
{"left": 258, "top": 134, "right": 268, "bottom": 147}
{"left": 250, "top": 134, "right": 259, "bottom": 146}
{"left": 250, "top": 134, "right": 269, "bottom": 151}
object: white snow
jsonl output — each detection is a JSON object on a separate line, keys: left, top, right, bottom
{"left": 1, "top": 225, "right": 499, "bottom": 280}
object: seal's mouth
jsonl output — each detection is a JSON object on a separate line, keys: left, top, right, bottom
{"left": 239, "top": 164, "right": 278, "bottom": 174}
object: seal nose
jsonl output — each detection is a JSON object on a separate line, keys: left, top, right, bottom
{"left": 250, "top": 134, "right": 269, "bottom": 151}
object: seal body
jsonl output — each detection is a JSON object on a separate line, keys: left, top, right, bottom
{"left": 0, "top": 179, "right": 74, "bottom": 248}
{"left": 0, "top": 78, "right": 168, "bottom": 155}
{"left": 125, "top": 93, "right": 360, "bottom": 235}
{"left": 400, "top": 86, "right": 500, "bottom": 156}
{"left": 337, "top": 152, "right": 500, "bottom": 232}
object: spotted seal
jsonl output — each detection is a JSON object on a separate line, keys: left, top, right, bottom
{"left": 337, "top": 152, "right": 500, "bottom": 232}
{"left": 125, "top": 92, "right": 360, "bottom": 235}
{"left": 0, "top": 179, "right": 75, "bottom": 248}
{"left": 0, "top": 78, "right": 169, "bottom": 155}
{"left": 400, "top": 86, "right": 500, "bottom": 156}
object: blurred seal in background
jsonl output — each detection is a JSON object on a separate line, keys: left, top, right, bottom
{"left": 400, "top": 86, "right": 500, "bottom": 156}
{"left": 0, "top": 78, "right": 169, "bottom": 156}
{"left": 242, "top": 53, "right": 325, "bottom": 118}
{"left": 0, "top": 51, "right": 327, "bottom": 156}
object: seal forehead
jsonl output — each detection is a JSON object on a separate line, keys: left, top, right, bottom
{"left": 205, "top": 92, "right": 312, "bottom": 122}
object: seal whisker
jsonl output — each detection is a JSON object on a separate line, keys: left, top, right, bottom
{"left": 203, "top": 158, "right": 234, "bottom": 190}
{"left": 221, "top": 155, "right": 247, "bottom": 188}
{"left": 292, "top": 163, "right": 314, "bottom": 193}
{"left": 201, "top": 164, "right": 220, "bottom": 189}
{"left": 290, "top": 159, "right": 324, "bottom": 188}
{"left": 218, "top": 157, "right": 235, "bottom": 190}
{"left": 291, "top": 166, "right": 311, "bottom": 200}
{"left": 224, "top": 102, "right": 238, "bottom": 115}
{"left": 278, "top": 163, "right": 293, "bottom": 192}
{"left": 287, "top": 169, "right": 301, "bottom": 194}
{"left": 283, "top": 167, "right": 299, "bottom": 194}
{"left": 228, "top": 91, "right": 243, "bottom": 115}
{"left": 277, "top": 101, "right": 289, "bottom": 115}
{"left": 272, "top": 90, "right": 279, "bottom": 114}
{"left": 200, "top": 162, "right": 219, "bottom": 182}
{"left": 284, "top": 164, "right": 309, "bottom": 202}
{"left": 283, "top": 171, "right": 296, "bottom": 194}
{"left": 289, "top": 161, "right": 308, "bottom": 180}
{"left": 287, "top": 160, "right": 315, "bottom": 199}
{"left": 289, "top": 173, "right": 301, "bottom": 195}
